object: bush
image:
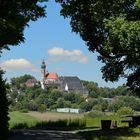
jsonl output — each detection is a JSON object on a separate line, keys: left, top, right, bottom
{"left": 117, "top": 106, "right": 134, "bottom": 116}
{"left": 19, "top": 109, "right": 28, "bottom": 113}
{"left": 87, "top": 110, "right": 105, "bottom": 118}
{"left": 38, "top": 104, "right": 46, "bottom": 113}
{"left": 92, "top": 105, "right": 102, "bottom": 111}
{"left": 12, "top": 123, "right": 29, "bottom": 129}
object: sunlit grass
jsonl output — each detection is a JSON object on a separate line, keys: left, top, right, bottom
{"left": 27, "top": 111, "right": 83, "bottom": 121}
{"left": 9, "top": 111, "right": 39, "bottom": 128}
{"left": 9, "top": 111, "right": 86, "bottom": 129}
{"left": 85, "top": 113, "right": 129, "bottom": 128}
{"left": 9, "top": 111, "right": 131, "bottom": 129}
{"left": 9, "top": 111, "right": 140, "bottom": 139}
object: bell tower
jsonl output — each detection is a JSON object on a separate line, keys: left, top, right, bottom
{"left": 41, "top": 60, "right": 46, "bottom": 81}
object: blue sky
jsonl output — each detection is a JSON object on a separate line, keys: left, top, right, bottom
{"left": 0, "top": 1, "right": 126, "bottom": 88}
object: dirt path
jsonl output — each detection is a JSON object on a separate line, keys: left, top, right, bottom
{"left": 8, "top": 129, "right": 85, "bottom": 140}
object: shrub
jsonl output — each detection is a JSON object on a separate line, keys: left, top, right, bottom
{"left": 38, "top": 104, "right": 46, "bottom": 113}
{"left": 92, "top": 105, "right": 102, "bottom": 111}
{"left": 117, "top": 106, "right": 134, "bottom": 116}
{"left": 12, "top": 123, "right": 29, "bottom": 129}
{"left": 20, "top": 109, "right": 28, "bottom": 113}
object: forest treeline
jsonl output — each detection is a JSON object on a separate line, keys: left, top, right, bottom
{"left": 7, "top": 74, "right": 140, "bottom": 113}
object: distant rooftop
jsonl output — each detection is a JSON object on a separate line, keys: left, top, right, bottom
{"left": 46, "top": 72, "right": 59, "bottom": 79}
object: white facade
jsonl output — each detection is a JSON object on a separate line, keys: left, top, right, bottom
{"left": 57, "top": 108, "right": 80, "bottom": 113}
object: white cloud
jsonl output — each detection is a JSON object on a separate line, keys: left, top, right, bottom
{"left": 48, "top": 47, "right": 88, "bottom": 64}
{"left": 1, "top": 58, "right": 37, "bottom": 71}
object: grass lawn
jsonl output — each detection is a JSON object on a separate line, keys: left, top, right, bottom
{"left": 27, "top": 111, "right": 83, "bottom": 121}
{"left": 85, "top": 115, "right": 129, "bottom": 128}
{"left": 9, "top": 111, "right": 130, "bottom": 129}
{"left": 9, "top": 111, "right": 140, "bottom": 140}
{"left": 9, "top": 111, "right": 85, "bottom": 129}
{"left": 9, "top": 111, "right": 39, "bottom": 128}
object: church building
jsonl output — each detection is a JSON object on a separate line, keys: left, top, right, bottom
{"left": 40, "top": 60, "right": 88, "bottom": 94}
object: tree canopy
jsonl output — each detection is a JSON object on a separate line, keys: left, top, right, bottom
{"left": 0, "top": 70, "right": 9, "bottom": 139}
{"left": 0, "top": 0, "right": 48, "bottom": 54}
{"left": 10, "top": 74, "right": 35, "bottom": 87}
{"left": 0, "top": 0, "right": 48, "bottom": 139}
{"left": 56, "top": 0, "right": 140, "bottom": 94}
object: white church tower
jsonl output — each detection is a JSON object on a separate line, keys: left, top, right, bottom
{"left": 65, "top": 83, "right": 69, "bottom": 92}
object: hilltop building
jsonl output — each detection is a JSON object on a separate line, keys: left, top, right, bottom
{"left": 40, "top": 60, "right": 88, "bottom": 94}
{"left": 25, "top": 78, "right": 38, "bottom": 88}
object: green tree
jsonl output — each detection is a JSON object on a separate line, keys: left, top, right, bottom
{"left": 115, "top": 86, "right": 131, "bottom": 96}
{"left": 64, "top": 92, "right": 84, "bottom": 104}
{"left": 56, "top": 0, "right": 140, "bottom": 94}
{"left": 108, "top": 97, "right": 125, "bottom": 112}
{"left": 120, "top": 96, "right": 140, "bottom": 111}
{"left": 0, "top": 0, "right": 48, "bottom": 138}
{"left": 38, "top": 104, "right": 46, "bottom": 113}
{"left": 49, "top": 89, "right": 63, "bottom": 101}
{"left": 0, "top": 70, "right": 9, "bottom": 139}
{"left": 117, "top": 106, "right": 134, "bottom": 116}
{"left": 98, "top": 97, "right": 108, "bottom": 112}
{"left": 79, "top": 100, "right": 93, "bottom": 112}
{"left": 56, "top": 98, "right": 65, "bottom": 108}
{"left": 10, "top": 74, "right": 36, "bottom": 89}
{"left": 0, "top": 0, "right": 47, "bottom": 52}
{"left": 28, "top": 101, "right": 38, "bottom": 111}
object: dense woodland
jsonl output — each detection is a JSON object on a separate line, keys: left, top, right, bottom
{"left": 7, "top": 74, "right": 140, "bottom": 113}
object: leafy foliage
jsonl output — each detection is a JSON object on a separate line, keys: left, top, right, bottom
{"left": 0, "top": 1, "right": 48, "bottom": 139}
{"left": 108, "top": 96, "right": 140, "bottom": 112}
{"left": 0, "top": 0, "right": 48, "bottom": 53}
{"left": 0, "top": 70, "right": 9, "bottom": 139}
{"left": 9, "top": 75, "right": 140, "bottom": 113}
{"left": 81, "top": 80, "right": 131, "bottom": 98}
{"left": 56, "top": 0, "right": 140, "bottom": 94}
{"left": 117, "top": 106, "right": 134, "bottom": 116}
{"left": 10, "top": 74, "right": 35, "bottom": 87}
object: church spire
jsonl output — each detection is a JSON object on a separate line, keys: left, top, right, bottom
{"left": 65, "top": 83, "right": 69, "bottom": 92}
{"left": 41, "top": 60, "right": 46, "bottom": 81}
{"left": 41, "top": 59, "right": 46, "bottom": 69}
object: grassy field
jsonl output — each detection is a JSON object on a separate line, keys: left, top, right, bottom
{"left": 9, "top": 111, "right": 85, "bottom": 129}
{"left": 85, "top": 114, "right": 129, "bottom": 128}
{"left": 9, "top": 111, "right": 140, "bottom": 140}
{"left": 9, "top": 111, "right": 130, "bottom": 128}
{"left": 9, "top": 111, "right": 39, "bottom": 128}
{"left": 27, "top": 111, "right": 83, "bottom": 121}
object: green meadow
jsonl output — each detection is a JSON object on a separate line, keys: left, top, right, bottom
{"left": 9, "top": 111, "right": 86, "bottom": 129}
{"left": 9, "top": 111, "right": 130, "bottom": 129}
{"left": 9, "top": 111, "right": 39, "bottom": 128}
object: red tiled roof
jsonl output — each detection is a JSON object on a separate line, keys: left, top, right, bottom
{"left": 46, "top": 73, "right": 59, "bottom": 79}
